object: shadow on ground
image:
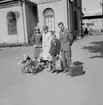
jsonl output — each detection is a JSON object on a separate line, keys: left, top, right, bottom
{"left": 0, "top": 48, "right": 6, "bottom": 51}
{"left": 50, "top": 61, "right": 85, "bottom": 77}
{"left": 82, "top": 41, "right": 103, "bottom": 58}
{"left": 51, "top": 69, "right": 85, "bottom": 77}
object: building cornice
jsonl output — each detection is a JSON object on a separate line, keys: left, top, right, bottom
{"left": 0, "top": 1, "right": 22, "bottom": 9}
{"left": 36, "top": 0, "right": 62, "bottom": 4}
{"left": 0, "top": 0, "right": 36, "bottom": 9}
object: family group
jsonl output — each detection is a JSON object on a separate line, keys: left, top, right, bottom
{"left": 30, "top": 22, "right": 73, "bottom": 73}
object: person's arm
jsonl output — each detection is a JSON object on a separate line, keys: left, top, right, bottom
{"left": 58, "top": 32, "right": 62, "bottom": 52}
{"left": 40, "top": 34, "right": 42, "bottom": 43}
{"left": 67, "top": 30, "right": 73, "bottom": 45}
{"left": 39, "top": 34, "right": 42, "bottom": 47}
{"left": 31, "top": 34, "right": 35, "bottom": 45}
{"left": 49, "top": 40, "right": 52, "bottom": 54}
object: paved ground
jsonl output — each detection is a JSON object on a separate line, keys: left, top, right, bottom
{"left": 0, "top": 35, "right": 103, "bottom": 105}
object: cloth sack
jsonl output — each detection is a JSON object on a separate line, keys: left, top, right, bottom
{"left": 55, "top": 55, "right": 63, "bottom": 70}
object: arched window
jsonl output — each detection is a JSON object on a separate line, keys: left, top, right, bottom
{"left": 7, "top": 11, "right": 17, "bottom": 35}
{"left": 43, "top": 8, "right": 55, "bottom": 31}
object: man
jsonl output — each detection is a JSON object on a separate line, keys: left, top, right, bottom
{"left": 49, "top": 32, "right": 60, "bottom": 72}
{"left": 58, "top": 22, "right": 73, "bottom": 73}
{"left": 42, "top": 25, "right": 52, "bottom": 60}
{"left": 31, "top": 26, "right": 42, "bottom": 59}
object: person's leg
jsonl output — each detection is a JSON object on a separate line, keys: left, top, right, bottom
{"left": 61, "top": 51, "right": 66, "bottom": 70}
{"left": 37, "top": 47, "right": 41, "bottom": 58}
{"left": 34, "top": 47, "right": 41, "bottom": 58}
{"left": 65, "top": 51, "right": 71, "bottom": 71}
{"left": 52, "top": 55, "right": 56, "bottom": 70}
{"left": 34, "top": 47, "right": 37, "bottom": 58}
{"left": 70, "top": 48, "right": 72, "bottom": 64}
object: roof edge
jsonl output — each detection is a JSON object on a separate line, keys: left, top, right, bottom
{"left": 36, "top": 0, "right": 62, "bottom": 4}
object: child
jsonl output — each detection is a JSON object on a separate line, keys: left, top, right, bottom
{"left": 49, "top": 32, "right": 60, "bottom": 72}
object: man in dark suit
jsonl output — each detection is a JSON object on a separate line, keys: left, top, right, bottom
{"left": 49, "top": 32, "right": 60, "bottom": 72}
{"left": 58, "top": 22, "right": 73, "bottom": 73}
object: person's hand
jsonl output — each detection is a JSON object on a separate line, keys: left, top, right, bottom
{"left": 37, "top": 44, "right": 41, "bottom": 47}
{"left": 59, "top": 54, "right": 63, "bottom": 61}
{"left": 57, "top": 54, "right": 59, "bottom": 56}
{"left": 34, "top": 44, "right": 37, "bottom": 47}
{"left": 57, "top": 54, "right": 60, "bottom": 58}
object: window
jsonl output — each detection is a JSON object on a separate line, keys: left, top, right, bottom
{"left": 43, "top": 8, "right": 55, "bottom": 31}
{"left": 7, "top": 11, "right": 17, "bottom": 35}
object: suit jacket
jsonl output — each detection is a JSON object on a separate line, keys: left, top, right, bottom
{"left": 59, "top": 28, "right": 73, "bottom": 52}
{"left": 49, "top": 38, "right": 60, "bottom": 56}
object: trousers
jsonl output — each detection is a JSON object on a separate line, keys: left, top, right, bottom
{"left": 51, "top": 55, "right": 57, "bottom": 68}
{"left": 61, "top": 51, "right": 71, "bottom": 70}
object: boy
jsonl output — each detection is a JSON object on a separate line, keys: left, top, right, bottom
{"left": 49, "top": 32, "right": 60, "bottom": 72}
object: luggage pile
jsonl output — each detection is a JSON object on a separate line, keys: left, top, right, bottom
{"left": 18, "top": 55, "right": 45, "bottom": 74}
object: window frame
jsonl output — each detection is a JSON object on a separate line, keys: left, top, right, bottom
{"left": 7, "top": 11, "right": 17, "bottom": 35}
{"left": 43, "top": 8, "right": 55, "bottom": 32}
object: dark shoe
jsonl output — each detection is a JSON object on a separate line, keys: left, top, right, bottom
{"left": 51, "top": 68, "right": 56, "bottom": 73}
{"left": 66, "top": 71, "right": 70, "bottom": 75}
{"left": 52, "top": 70, "right": 56, "bottom": 73}
{"left": 47, "top": 64, "right": 53, "bottom": 72}
{"left": 83, "top": 71, "right": 86, "bottom": 75}
{"left": 66, "top": 67, "right": 71, "bottom": 71}
{"left": 64, "top": 69, "right": 69, "bottom": 73}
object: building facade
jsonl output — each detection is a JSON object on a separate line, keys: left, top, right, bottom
{"left": 0, "top": 0, "right": 82, "bottom": 44}
{"left": 0, "top": 0, "right": 38, "bottom": 44}
{"left": 82, "top": 9, "right": 102, "bottom": 30}
{"left": 83, "top": 19, "right": 102, "bottom": 30}
{"left": 37, "top": 0, "right": 82, "bottom": 39}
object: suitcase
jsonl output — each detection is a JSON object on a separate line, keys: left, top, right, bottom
{"left": 70, "top": 61, "right": 84, "bottom": 77}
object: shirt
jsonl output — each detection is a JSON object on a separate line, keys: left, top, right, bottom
{"left": 32, "top": 33, "right": 42, "bottom": 45}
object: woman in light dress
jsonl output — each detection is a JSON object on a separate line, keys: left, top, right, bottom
{"left": 42, "top": 25, "right": 52, "bottom": 60}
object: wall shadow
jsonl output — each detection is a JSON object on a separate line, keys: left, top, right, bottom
{"left": 82, "top": 41, "right": 103, "bottom": 58}
{"left": 0, "top": 49, "right": 6, "bottom": 51}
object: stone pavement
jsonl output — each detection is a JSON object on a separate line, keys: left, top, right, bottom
{"left": 0, "top": 35, "right": 103, "bottom": 105}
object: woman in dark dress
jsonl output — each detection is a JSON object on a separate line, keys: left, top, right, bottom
{"left": 31, "top": 26, "right": 42, "bottom": 59}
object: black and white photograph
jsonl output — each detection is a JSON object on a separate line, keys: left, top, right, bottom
{"left": 0, "top": 0, "right": 103, "bottom": 105}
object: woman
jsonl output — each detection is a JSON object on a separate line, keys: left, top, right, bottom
{"left": 42, "top": 25, "right": 52, "bottom": 60}
{"left": 31, "top": 26, "right": 42, "bottom": 59}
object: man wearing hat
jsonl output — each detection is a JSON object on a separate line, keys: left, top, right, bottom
{"left": 31, "top": 26, "right": 42, "bottom": 59}
{"left": 42, "top": 25, "right": 52, "bottom": 60}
